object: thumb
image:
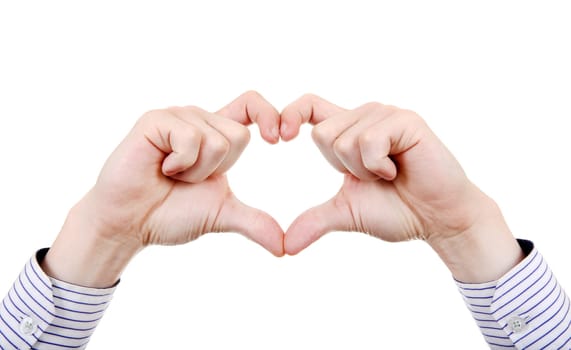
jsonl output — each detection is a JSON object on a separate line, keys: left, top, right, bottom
{"left": 285, "top": 195, "right": 354, "bottom": 255}
{"left": 217, "top": 195, "right": 285, "bottom": 257}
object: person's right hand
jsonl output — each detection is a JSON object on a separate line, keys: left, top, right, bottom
{"left": 42, "top": 91, "right": 284, "bottom": 287}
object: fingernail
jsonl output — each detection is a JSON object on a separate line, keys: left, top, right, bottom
{"left": 280, "top": 122, "right": 288, "bottom": 135}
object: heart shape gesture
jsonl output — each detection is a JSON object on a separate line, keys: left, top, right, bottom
{"left": 44, "top": 91, "right": 515, "bottom": 287}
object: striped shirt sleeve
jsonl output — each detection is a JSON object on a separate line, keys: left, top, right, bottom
{"left": 456, "top": 240, "right": 571, "bottom": 349}
{"left": 0, "top": 249, "right": 117, "bottom": 349}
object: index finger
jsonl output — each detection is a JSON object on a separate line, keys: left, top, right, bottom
{"left": 216, "top": 90, "right": 280, "bottom": 144}
{"left": 280, "top": 94, "right": 346, "bottom": 141}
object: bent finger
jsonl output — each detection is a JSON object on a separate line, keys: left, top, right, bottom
{"left": 216, "top": 90, "right": 280, "bottom": 144}
{"left": 200, "top": 112, "right": 251, "bottom": 174}
{"left": 280, "top": 94, "right": 346, "bottom": 141}
{"left": 359, "top": 111, "right": 425, "bottom": 181}
{"left": 136, "top": 110, "right": 202, "bottom": 177}
{"left": 332, "top": 103, "right": 397, "bottom": 180}
{"left": 167, "top": 115, "right": 230, "bottom": 183}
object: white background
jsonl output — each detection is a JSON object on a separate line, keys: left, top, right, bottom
{"left": 1, "top": 1, "right": 570, "bottom": 349}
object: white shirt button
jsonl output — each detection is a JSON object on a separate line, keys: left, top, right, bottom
{"left": 19, "top": 316, "right": 37, "bottom": 335}
{"left": 507, "top": 316, "right": 528, "bottom": 333}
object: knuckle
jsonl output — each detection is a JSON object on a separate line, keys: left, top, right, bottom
{"left": 165, "top": 105, "right": 183, "bottom": 113}
{"left": 242, "top": 90, "right": 263, "bottom": 100}
{"left": 333, "top": 137, "right": 354, "bottom": 157}
{"left": 223, "top": 119, "right": 250, "bottom": 139}
{"left": 311, "top": 125, "right": 330, "bottom": 145}
{"left": 236, "top": 125, "right": 251, "bottom": 144}
{"left": 358, "top": 131, "right": 376, "bottom": 149}
{"left": 180, "top": 105, "right": 203, "bottom": 115}
{"left": 360, "top": 101, "right": 384, "bottom": 113}
{"left": 139, "top": 109, "right": 166, "bottom": 123}
{"left": 228, "top": 125, "right": 250, "bottom": 148}
{"left": 137, "top": 109, "right": 172, "bottom": 130}
{"left": 184, "top": 126, "right": 201, "bottom": 144}
{"left": 211, "top": 137, "right": 230, "bottom": 157}
{"left": 300, "top": 93, "right": 318, "bottom": 103}
{"left": 382, "top": 104, "right": 399, "bottom": 113}
{"left": 399, "top": 109, "right": 426, "bottom": 125}
{"left": 166, "top": 105, "right": 205, "bottom": 121}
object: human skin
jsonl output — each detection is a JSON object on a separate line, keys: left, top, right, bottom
{"left": 280, "top": 94, "right": 525, "bottom": 283}
{"left": 41, "top": 91, "right": 285, "bottom": 288}
{"left": 42, "top": 92, "right": 524, "bottom": 288}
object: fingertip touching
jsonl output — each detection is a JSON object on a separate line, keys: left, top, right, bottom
{"left": 216, "top": 90, "right": 280, "bottom": 144}
{"left": 249, "top": 212, "right": 285, "bottom": 257}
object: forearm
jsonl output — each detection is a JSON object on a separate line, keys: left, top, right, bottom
{"left": 41, "top": 196, "right": 142, "bottom": 289}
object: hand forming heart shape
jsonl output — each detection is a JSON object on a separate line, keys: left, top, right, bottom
{"left": 53, "top": 91, "right": 503, "bottom": 272}
{"left": 43, "top": 90, "right": 516, "bottom": 289}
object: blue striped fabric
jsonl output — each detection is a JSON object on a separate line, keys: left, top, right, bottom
{"left": 2, "top": 241, "right": 569, "bottom": 349}
{"left": 457, "top": 240, "right": 571, "bottom": 349}
{"left": 0, "top": 249, "right": 116, "bottom": 349}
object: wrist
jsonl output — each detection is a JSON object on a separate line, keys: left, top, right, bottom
{"left": 427, "top": 193, "right": 525, "bottom": 283}
{"left": 41, "top": 197, "right": 143, "bottom": 288}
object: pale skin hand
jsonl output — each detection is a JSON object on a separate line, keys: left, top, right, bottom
{"left": 281, "top": 94, "right": 525, "bottom": 283}
{"left": 41, "top": 91, "right": 284, "bottom": 288}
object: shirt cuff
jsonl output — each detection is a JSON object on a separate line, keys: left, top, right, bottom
{"left": 455, "top": 239, "right": 571, "bottom": 349}
{"left": 0, "top": 248, "right": 117, "bottom": 349}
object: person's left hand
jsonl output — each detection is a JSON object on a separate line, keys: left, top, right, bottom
{"left": 278, "top": 95, "right": 521, "bottom": 282}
